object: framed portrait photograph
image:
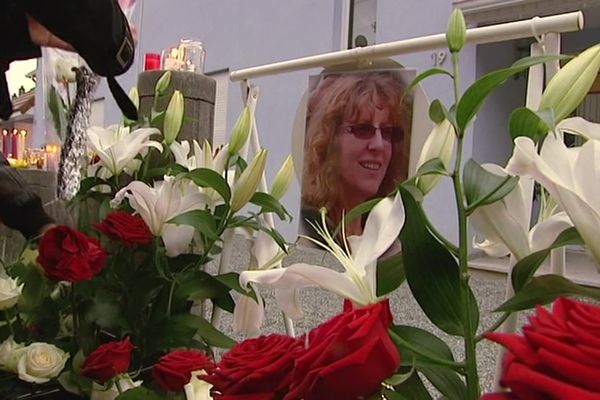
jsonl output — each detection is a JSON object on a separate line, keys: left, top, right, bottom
{"left": 298, "top": 68, "right": 417, "bottom": 249}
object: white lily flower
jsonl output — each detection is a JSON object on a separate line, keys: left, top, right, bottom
{"left": 184, "top": 370, "right": 213, "bottom": 400}
{"left": 506, "top": 135, "right": 600, "bottom": 268}
{"left": 556, "top": 117, "right": 600, "bottom": 141}
{"left": 87, "top": 125, "right": 162, "bottom": 177}
{"left": 171, "top": 140, "right": 231, "bottom": 209}
{"left": 240, "top": 194, "right": 404, "bottom": 318}
{"left": 471, "top": 163, "right": 573, "bottom": 260}
{"left": 111, "top": 176, "right": 206, "bottom": 257}
{"left": 171, "top": 140, "right": 229, "bottom": 173}
{"left": 233, "top": 230, "right": 286, "bottom": 336}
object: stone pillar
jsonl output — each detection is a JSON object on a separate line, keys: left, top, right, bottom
{"left": 137, "top": 71, "right": 216, "bottom": 144}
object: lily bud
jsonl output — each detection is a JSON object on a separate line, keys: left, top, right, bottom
{"left": 154, "top": 71, "right": 172, "bottom": 95}
{"left": 540, "top": 43, "right": 600, "bottom": 123}
{"left": 128, "top": 87, "right": 139, "bottom": 110}
{"left": 163, "top": 90, "right": 184, "bottom": 144}
{"left": 270, "top": 155, "right": 294, "bottom": 200}
{"left": 415, "top": 119, "right": 456, "bottom": 195}
{"left": 446, "top": 8, "right": 466, "bottom": 53}
{"left": 228, "top": 106, "right": 252, "bottom": 156}
{"left": 231, "top": 149, "right": 267, "bottom": 212}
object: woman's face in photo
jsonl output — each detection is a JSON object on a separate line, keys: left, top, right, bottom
{"left": 335, "top": 103, "right": 394, "bottom": 202}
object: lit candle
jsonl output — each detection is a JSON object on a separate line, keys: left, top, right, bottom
{"left": 11, "top": 129, "right": 18, "bottom": 159}
{"left": 46, "top": 144, "right": 60, "bottom": 171}
{"left": 17, "top": 129, "right": 26, "bottom": 160}
{"left": 1, "top": 129, "right": 7, "bottom": 154}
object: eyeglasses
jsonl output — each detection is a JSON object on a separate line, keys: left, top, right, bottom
{"left": 341, "top": 124, "right": 403, "bottom": 142}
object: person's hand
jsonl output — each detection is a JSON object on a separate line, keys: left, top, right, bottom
{"left": 130, "top": 24, "right": 138, "bottom": 47}
{"left": 27, "top": 14, "right": 74, "bottom": 51}
{"left": 0, "top": 156, "right": 55, "bottom": 241}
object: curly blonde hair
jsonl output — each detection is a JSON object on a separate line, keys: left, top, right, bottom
{"left": 302, "top": 71, "right": 412, "bottom": 212}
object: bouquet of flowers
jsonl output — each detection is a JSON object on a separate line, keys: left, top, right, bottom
{"left": 3, "top": 9, "right": 600, "bottom": 400}
{"left": 0, "top": 70, "right": 294, "bottom": 399}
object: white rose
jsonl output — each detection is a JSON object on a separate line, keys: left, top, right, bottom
{"left": 0, "top": 336, "right": 23, "bottom": 370}
{"left": 13, "top": 343, "right": 69, "bottom": 383}
{"left": 184, "top": 370, "right": 213, "bottom": 400}
{"left": 90, "top": 376, "right": 142, "bottom": 400}
{"left": 0, "top": 276, "right": 23, "bottom": 310}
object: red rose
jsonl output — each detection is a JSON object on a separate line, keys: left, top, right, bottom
{"left": 37, "top": 225, "right": 108, "bottom": 282}
{"left": 95, "top": 211, "right": 153, "bottom": 245}
{"left": 484, "top": 297, "right": 600, "bottom": 399}
{"left": 207, "top": 334, "right": 304, "bottom": 399}
{"left": 153, "top": 350, "right": 215, "bottom": 392}
{"left": 80, "top": 337, "right": 134, "bottom": 382}
{"left": 285, "top": 300, "right": 400, "bottom": 400}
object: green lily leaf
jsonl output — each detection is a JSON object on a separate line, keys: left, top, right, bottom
{"left": 250, "top": 192, "right": 290, "bottom": 220}
{"left": 47, "top": 85, "right": 67, "bottom": 140}
{"left": 149, "top": 313, "right": 236, "bottom": 350}
{"left": 334, "top": 197, "right": 382, "bottom": 237}
{"left": 429, "top": 99, "right": 449, "bottom": 124}
{"left": 399, "top": 186, "right": 477, "bottom": 336}
{"left": 376, "top": 252, "right": 405, "bottom": 297}
{"left": 420, "top": 367, "right": 467, "bottom": 400}
{"left": 228, "top": 215, "right": 261, "bottom": 230}
{"left": 258, "top": 226, "right": 289, "bottom": 254}
{"left": 509, "top": 107, "right": 555, "bottom": 143}
{"left": 78, "top": 176, "right": 112, "bottom": 195}
{"left": 179, "top": 271, "right": 230, "bottom": 301}
{"left": 386, "top": 368, "right": 434, "bottom": 400}
{"left": 215, "top": 272, "right": 259, "bottom": 302}
{"left": 168, "top": 209, "right": 220, "bottom": 241}
{"left": 511, "top": 227, "right": 583, "bottom": 292}
{"left": 145, "top": 163, "right": 188, "bottom": 180}
{"left": 415, "top": 158, "right": 449, "bottom": 179}
{"left": 456, "top": 54, "right": 569, "bottom": 132}
{"left": 390, "top": 325, "right": 457, "bottom": 368}
{"left": 497, "top": 274, "right": 600, "bottom": 312}
{"left": 385, "top": 364, "right": 416, "bottom": 386}
{"left": 463, "top": 159, "right": 518, "bottom": 213}
{"left": 186, "top": 167, "right": 232, "bottom": 203}
{"left": 404, "top": 68, "right": 453, "bottom": 97}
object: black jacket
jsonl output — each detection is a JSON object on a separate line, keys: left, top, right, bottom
{"left": 0, "top": 0, "right": 136, "bottom": 120}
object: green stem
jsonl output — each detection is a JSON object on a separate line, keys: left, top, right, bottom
{"left": 4, "top": 310, "right": 14, "bottom": 337}
{"left": 453, "top": 137, "right": 479, "bottom": 399}
{"left": 451, "top": 50, "right": 480, "bottom": 400}
{"left": 452, "top": 53, "right": 461, "bottom": 121}
{"left": 71, "top": 282, "right": 79, "bottom": 349}
{"left": 166, "top": 279, "right": 176, "bottom": 318}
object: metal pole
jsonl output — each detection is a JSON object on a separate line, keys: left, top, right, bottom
{"left": 230, "top": 11, "right": 582, "bottom": 81}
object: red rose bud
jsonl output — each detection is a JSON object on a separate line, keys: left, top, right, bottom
{"left": 95, "top": 211, "right": 153, "bottom": 245}
{"left": 153, "top": 350, "right": 215, "bottom": 392}
{"left": 285, "top": 300, "right": 400, "bottom": 400}
{"left": 81, "top": 337, "right": 134, "bottom": 383}
{"left": 484, "top": 297, "right": 600, "bottom": 399}
{"left": 206, "top": 334, "right": 303, "bottom": 398}
{"left": 37, "top": 225, "right": 108, "bottom": 282}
